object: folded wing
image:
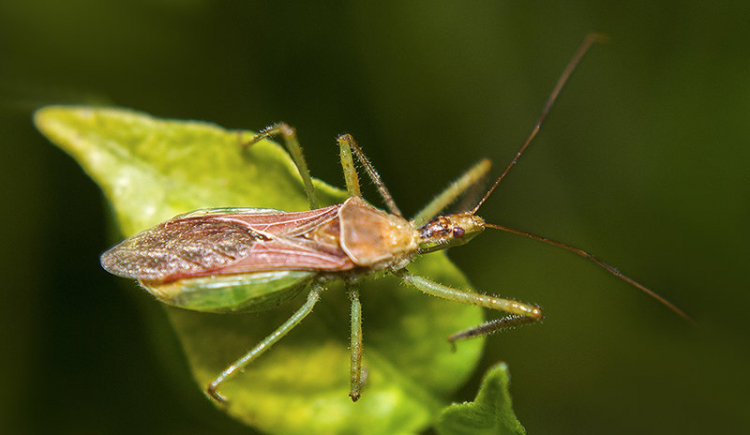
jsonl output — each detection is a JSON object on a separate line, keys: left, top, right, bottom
{"left": 101, "top": 205, "right": 355, "bottom": 282}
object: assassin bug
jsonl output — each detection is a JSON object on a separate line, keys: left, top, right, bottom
{"left": 100, "top": 34, "right": 690, "bottom": 404}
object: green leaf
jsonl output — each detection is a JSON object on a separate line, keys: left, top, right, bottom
{"left": 35, "top": 106, "right": 486, "bottom": 435}
{"left": 436, "top": 363, "right": 525, "bottom": 435}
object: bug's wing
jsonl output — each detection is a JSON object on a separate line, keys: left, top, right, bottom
{"left": 101, "top": 217, "right": 269, "bottom": 281}
{"left": 181, "top": 205, "right": 339, "bottom": 238}
{"left": 101, "top": 207, "right": 354, "bottom": 282}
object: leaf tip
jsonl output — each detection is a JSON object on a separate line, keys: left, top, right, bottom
{"left": 435, "top": 362, "right": 525, "bottom": 435}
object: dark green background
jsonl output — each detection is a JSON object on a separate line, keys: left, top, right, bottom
{"left": 1, "top": 1, "right": 747, "bottom": 434}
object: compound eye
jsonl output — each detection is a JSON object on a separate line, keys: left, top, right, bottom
{"left": 452, "top": 227, "right": 465, "bottom": 238}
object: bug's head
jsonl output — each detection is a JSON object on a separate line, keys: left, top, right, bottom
{"left": 417, "top": 213, "right": 485, "bottom": 254}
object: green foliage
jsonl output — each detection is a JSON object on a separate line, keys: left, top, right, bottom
{"left": 436, "top": 363, "right": 525, "bottom": 435}
{"left": 33, "top": 106, "right": 522, "bottom": 434}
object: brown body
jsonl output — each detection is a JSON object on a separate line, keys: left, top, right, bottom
{"left": 101, "top": 196, "right": 420, "bottom": 284}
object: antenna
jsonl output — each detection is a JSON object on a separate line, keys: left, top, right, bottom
{"left": 485, "top": 223, "right": 695, "bottom": 323}
{"left": 469, "top": 33, "right": 692, "bottom": 322}
{"left": 472, "top": 33, "right": 606, "bottom": 214}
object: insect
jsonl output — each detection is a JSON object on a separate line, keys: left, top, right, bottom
{"left": 100, "top": 34, "right": 690, "bottom": 404}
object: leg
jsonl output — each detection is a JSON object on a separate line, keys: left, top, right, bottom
{"left": 337, "top": 134, "right": 402, "bottom": 217}
{"left": 447, "top": 314, "right": 539, "bottom": 345}
{"left": 396, "top": 270, "right": 542, "bottom": 343}
{"left": 244, "top": 123, "right": 318, "bottom": 209}
{"left": 338, "top": 135, "right": 361, "bottom": 198}
{"left": 347, "top": 284, "right": 364, "bottom": 402}
{"left": 206, "top": 283, "right": 324, "bottom": 403}
{"left": 410, "top": 158, "right": 492, "bottom": 227}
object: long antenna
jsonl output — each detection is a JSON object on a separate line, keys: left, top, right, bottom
{"left": 471, "top": 33, "right": 693, "bottom": 322}
{"left": 486, "top": 223, "right": 695, "bottom": 323}
{"left": 472, "top": 33, "right": 606, "bottom": 214}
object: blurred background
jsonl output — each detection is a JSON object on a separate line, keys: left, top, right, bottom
{"left": 1, "top": 1, "right": 748, "bottom": 434}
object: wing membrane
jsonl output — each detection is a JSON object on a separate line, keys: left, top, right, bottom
{"left": 101, "top": 205, "right": 355, "bottom": 282}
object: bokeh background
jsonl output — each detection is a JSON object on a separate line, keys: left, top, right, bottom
{"left": 1, "top": 1, "right": 747, "bottom": 434}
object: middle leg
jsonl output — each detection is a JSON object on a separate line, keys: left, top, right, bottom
{"left": 347, "top": 283, "right": 364, "bottom": 401}
{"left": 337, "top": 133, "right": 402, "bottom": 217}
{"left": 244, "top": 123, "right": 318, "bottom": 209}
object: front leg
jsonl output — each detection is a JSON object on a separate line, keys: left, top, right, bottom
{"left": 396, "top": 270, "right": 542, "bottom": 344}
{"left": 410, "top": 159, "right": 492, "bottom": 227}
{"left": 446, "top": 314, "right": 540, "bottom": 345}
